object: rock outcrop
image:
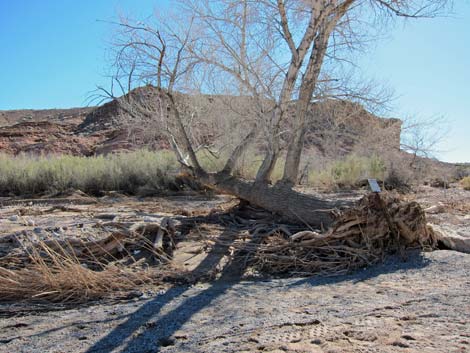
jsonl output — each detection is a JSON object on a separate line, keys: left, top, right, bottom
{"left": 0, "top": 87, "right": 402, "bottom": 157}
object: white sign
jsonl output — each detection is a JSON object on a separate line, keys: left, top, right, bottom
{"left": 368, "top": 179, "right": 381, "bottom": 193}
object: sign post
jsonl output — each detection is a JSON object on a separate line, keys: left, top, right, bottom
{"left": 368, "top": 179, "right": 404, "bottom": 258}
{"left": 367, "top": 179, "right": 381, "bottom": 193}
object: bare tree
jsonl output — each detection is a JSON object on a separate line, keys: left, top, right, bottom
{"left": 103, "top": 0, "right": 451, "bottom": 228}
{"left": 401, "top": 115, "right": 450, "bottom": 163}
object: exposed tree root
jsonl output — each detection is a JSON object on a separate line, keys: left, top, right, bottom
{"left": 217, "top": 193, "right": 437, "bottom": 276}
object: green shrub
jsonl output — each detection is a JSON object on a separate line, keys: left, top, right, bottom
{"left": 0, "top": 150, "right": 391, "bottom": 196}
{"left": 0, "top": 150, "right": 180, "bottom": 196}
{"left": 308, "top": 154, "right": 386, "bottom": 189}
{"left": 454, "top": 165, "right": 470, "bottom": 181}
{"left": 461, "top": 176, "right": 470, "bottom": 191}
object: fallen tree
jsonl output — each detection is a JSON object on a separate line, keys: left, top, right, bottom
{"left": 231, "top": 193, "right": 438, "bottom": 275}
{"left": 0, "top": 192, "right": 438, "bottom": 304}
{"left": 97, "top": 0, "right": 450, "bottom": 227}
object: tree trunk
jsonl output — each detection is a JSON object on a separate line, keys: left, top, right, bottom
{"left": 281, "top": 101, "right": 309, "bottom": 186}
{"left": 200, "top": 172, "right": 353, "bottom": 229}
{"left": 281, "top": 33, "right": 330, "bottom": 186}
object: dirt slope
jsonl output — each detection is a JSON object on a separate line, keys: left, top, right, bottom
{"left": 0, "top": 107, "right": 93, "bottom": 127}
{"left": 0, "top": 121, "right": 105, "bottom": 156}
{"left": 0, "top": 87, "right": 401, "bottom": 157}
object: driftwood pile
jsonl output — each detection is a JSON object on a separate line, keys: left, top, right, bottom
{"left": 0, "top": 219, "right": 177, "bottom": 303}
{"left": 0, "top": 219, "right": 177, "bottom": 270}
{"left": 226, "top": 193, "right": 437, "bottom": 276}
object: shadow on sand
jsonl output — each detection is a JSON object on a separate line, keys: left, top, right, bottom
{"left": 85, "top": 212, "right": 432, "bottom": 353}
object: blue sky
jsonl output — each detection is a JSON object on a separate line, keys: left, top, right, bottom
{"left": 0, "top": 0, "right": 468, "bottom": 162}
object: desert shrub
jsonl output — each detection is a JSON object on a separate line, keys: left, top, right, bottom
{"left": 329, "top": 156, "right": 363, "bottom": 186}
{"left": 223, "top": 152, "right": 387, "bottom": 189}
{"left": 237, "top": 156, "right": 285, "bottom": 182}
{"left": 368, "top": 155, "right": 387, "bottom": 179}
{"left": 461, "top": 176, "right": 470, "bottom": 191}
{"left": 384, "top": 167, "right": 411, "bottom": 192}
{"left": 194, "top": 149, "right": 226, "bottom": 173}
{"left": 0, "top": 150, "right": 405, "bottom": 195}
{"left": 229, "top": 147, "right": 286, "bottom": 182}
{"left": 237, "top": 156, "right": 263, "bottom": 179}
{"left": 308, "top": 154, "right": 386, "bottom": 189}
{"left": 0, "top": 150, "right": 180, "bottom": 196}
{"left": 453, "top": 165, "right": 470, "bottom": 181}
{"left": 429, "top": 177, "right": 449, "bottom": 189}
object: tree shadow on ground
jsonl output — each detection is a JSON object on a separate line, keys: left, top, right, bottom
{"left": 85, "top": 212, "right": 433, "bottom": 353}
{"left": 287, "top": 249, "right": 432, "bottom": 288}
{"left": 85, "top": 214, "right": 249, "bottom": 353}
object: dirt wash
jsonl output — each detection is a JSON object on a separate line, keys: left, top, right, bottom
{"left": 0, "top": 186, "right": 468, "bottom": 353}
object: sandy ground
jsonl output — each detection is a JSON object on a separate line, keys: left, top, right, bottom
{"left": 0, "top": 186, "right": 469, "bottom": 353}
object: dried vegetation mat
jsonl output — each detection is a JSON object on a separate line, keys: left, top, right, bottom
{"left": 0, "top": 192, "right": 437, "bottom": 305}
{"left": 0, "top": 220, "right": 180, "bottom": 304}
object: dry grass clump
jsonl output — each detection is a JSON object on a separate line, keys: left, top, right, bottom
{"left": 0, "top": 221, "right": 177, "bottom": 303}
{"left": 230, "top": 193, "right": 436, "bottom": 276}
{"left": 461, "top": 176, "right": 470, "bottom": 191}
{"left": 0, "top": 244, "right": 161, "bottom": 303}
{"left": 0, "top": 257, "right": 155, "bottom": 303}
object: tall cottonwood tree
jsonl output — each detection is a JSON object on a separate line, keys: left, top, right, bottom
{"left": 106, "top": 0, "right": 451, "bottom": 228}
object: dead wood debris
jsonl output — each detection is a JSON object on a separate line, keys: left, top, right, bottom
{"left": 0, "top": 218, "right": 178, "bottom": 303}
{"left": 215, "top": 193, "right": 438, "bottom": 276}
{"left": 0, "top": 192, "right": 438, "bottom": 303}
{"left": 0, "top": 218, "right": 177, "bottom": 270}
